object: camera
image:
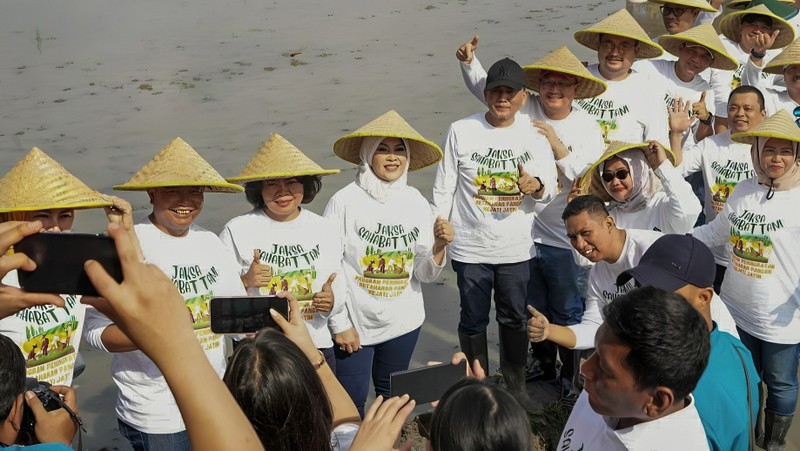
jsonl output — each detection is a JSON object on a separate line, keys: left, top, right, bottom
{"left": 17, "top": 378, "right": 65, "bottom": 445}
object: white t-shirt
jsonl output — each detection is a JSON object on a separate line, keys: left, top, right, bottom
{"left": 635, "top": 59, "right": 715, "bottom": 149}
{"left": 0, "top": 272, "right": 86, "bottom": 387}
{"left": 610, "top": 161, "right": 702, "bottom": 235}
{"left": 679, "top": 130, "right": 755, "bottom": 265}
{"left": 83, "top": 221, "right": 246, "bottom": 433}
{"left": 331, "top": 423, "right": 359, "bottom": 451}
{"left": 570, "top": 229, "right": 663, "bottom": 349}
{"left": 558, "top": 391, "right": 709, "bottom": 451}
{"left": 741, "top": 58, "right": 798, "bottom": 117}
{"left": 324, "top": 182, "right": 444, "bottom": 346}
{"left": 219, "top": 208, "right": 346, "bottom": 349}
{"left": 575, "top": 65, "right": 669, "bottom": 144}
{"left": 692, "top": 179, "right": 800, "bottom": 344}
{"left": 432, "top": 112, "right": 557, "bottom": 263}
{"left": 711, "top": 35, "right": 778, "bottom": 117}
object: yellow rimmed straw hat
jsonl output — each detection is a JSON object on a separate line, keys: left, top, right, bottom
{"left": 718, "top": 4, "right": 795, "bottom": 49}
{"left": 114, "top": 137, "right": 243, "bottom": 193}
{"left": 658, "top": 24, "right": 738, "bottom": 70}
{"left": 574, "top": 9, "right": 665, "bottom": 59}
{"left": 648, "top": 0, "right": 718, "bottom": 12}
{"left": 0, "top": 147, "right": 112, "bottom": 213}
{"left": 521, "top": 46, "right": 608, "bottom": 99}
{"left": 227, "top": 133, "right": 340, "bottom": 184}
{"left": 722, "top": 0, "right": 794, "bottom": 11}
{"left": 333, "top": 110, "right": 443, "bottom": 171}
{"left": 580, "top": 141, "right": 677, "bottom": 202}
{"left": 763, "top": 38, "right": 800, "bottom": 74}
{"left": 731, "top": 109, "right": 800, "bottom": 144}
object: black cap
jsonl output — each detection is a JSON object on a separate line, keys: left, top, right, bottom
{"left": 617, "top": 234, "right": 715, "bottom": 291}
{"left": 485, "top": 58, "right": 525, "bottom": 91}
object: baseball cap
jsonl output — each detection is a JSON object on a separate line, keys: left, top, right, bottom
{"left": 485, "top": 58, "right": 525, "bottom": 91}
{"left": 616, "top": 234, "right": 715, "bottom": 291}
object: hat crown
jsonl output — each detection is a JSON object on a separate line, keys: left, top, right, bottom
{"left": 229, "top": 133, "right": 338, "bottom": 182}
{"left": 658, "top": 23, "right": 738, "bottom": 70}
{"left": 574, "top": 9, "right": 664, "bottom": 58}
{"left": 486, "top": 58, "right": 525, "bottom": 90}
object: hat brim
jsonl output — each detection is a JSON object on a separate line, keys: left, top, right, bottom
{"left": 616, "top": 265, "right": 688, "bottom": 292}
{"left": 658, "top": 36, "right": 739, "bottom": 71}
{"left": 647, "top": 0, "right": 718, "bottom": 12}
{"left": 0, "top": 200, "right": 113, "bottom": 214}
{"left": 113, "top": 181, "right": 244, "bottom": 193}
{"left": 227, "top": 169, "right": 340, "bottom": 184}
{"left": 574, "top": 31, "right": 664, "bottom": 59}
{"left": 333, "top": 134, "right": 443, "bottom": 171}
{"left": 522, "top": 66, "right": 608, "bottom": 99}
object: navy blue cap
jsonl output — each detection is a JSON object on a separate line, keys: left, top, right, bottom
{"left": 617, "top": 234, "right": 715, "bottom": 291}
{"left": 485, "top": 58, "right": 525, "bottom": 91}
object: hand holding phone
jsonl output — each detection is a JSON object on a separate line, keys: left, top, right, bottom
{"left": 390, "top": 360, "right": 467, "bottom": 405}
{"left": 209, "top": 296, "right": 288, "bottom": 334}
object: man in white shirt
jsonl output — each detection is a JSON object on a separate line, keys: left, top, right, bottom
{"left": 742, "top": 34, "right": 800, "bottom": 116}
{"left": 556, "top": 286, "right": 711, "bottom": 451}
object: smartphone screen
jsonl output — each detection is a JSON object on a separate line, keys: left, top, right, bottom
{"left": 209, "top": 296, "right": 289, "bottom": 334}
{"left": 390, "top": 360, "right": 467, "bottom": 405}
{"left": 14, "top": 232, "right": 123, "bottom": 296}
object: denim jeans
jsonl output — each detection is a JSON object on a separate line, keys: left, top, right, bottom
{"left": 737, "top": 327, "right": 799, "bottom": 416}
{"left": 334, "top": 327, "right": 421, "bottom": 417}
{"left": 528, "top": 243, "right": 587, "bottom": 326}
{"left": 452, "top": 259, "right": 530, "bottom": 335}
{"left": 118, "top": 419, "right": 191, "bottom": 451}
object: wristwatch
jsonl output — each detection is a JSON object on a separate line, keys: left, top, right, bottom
{"left": 533, "top": 177, "right": 545, "bottom": 194}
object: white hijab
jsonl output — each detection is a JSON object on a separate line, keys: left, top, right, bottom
{"left": 602, "top": 149, "right": 657, "bottom": 213}
{"left": 356, "top": 136, "right": 412, "bottom": 203}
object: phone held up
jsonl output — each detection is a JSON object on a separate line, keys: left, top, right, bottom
{"left": 209, "top": 296, "right": 289, "bottom": 334}
{"left": 390, "top": 359, "right": 467, "bottom": 405}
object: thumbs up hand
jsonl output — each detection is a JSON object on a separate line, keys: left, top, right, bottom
{"left": 517, "top": 163, "right": 542, "bottom": 196}
{"left": 243, "top": 249, "right": 273, "bottom": 289}
{"left": 691, "top": 91, "right": 711, "bottom": 124}
{"left": 527, "top": 305, "right": 550, "bottom": 343}
{"left": 433, "top": 216, "right": 454, "bottom": 248}
{"left": 312, "top": 273, "right": 337, "bottom": 313}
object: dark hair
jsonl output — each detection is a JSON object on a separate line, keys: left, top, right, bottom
{"left": 602, "top": 286, "right": 710, "bottom": 400}
{"left": 742, "top": 14, "right": 773, "bottom": 27}
{"left": 561, "top": 194, "right": 610, "bottom": 222}
{"left": 729, "top": 85, "right": 766, "bottom": 112}
{"left": 223, "top": 329, "right": 333, "bottom": 451}
{"left": 429, "top": 378, "right": 533, "bottom": 451}
{"left": 243, "top": 176, "right": 323, "bottom": 209}
{"left": 0, "top": 334, "right": 25, "bottom": 422}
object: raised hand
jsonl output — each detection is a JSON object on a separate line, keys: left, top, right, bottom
{"left": 517, "top": 163, "right": 542, "bottom": 196}
{"left": 243, "top": 248, "right": 272, "bottom": 288}
{"left": 527, "top": 305, "right": 550, "bottom": 343}
{"left": 312, "top": 273, "right": 336, "bottom": 312}
{"left": 691, "top": 92, "right": 711, "bottom": 123}
{"left": 668, "top": 97, "right": 692, "bottom": 134}
{"left": 456, "top": 35, "right": 479, "bottom": 64}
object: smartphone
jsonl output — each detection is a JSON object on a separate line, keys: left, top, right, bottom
{"left": 14, "top": 232, "right": 123, "bottom": 296}
{"left": 390, "top": 360, "right": 467, "bottom": 405}
{"left": 209, "top": 296, "right": 289, "bottom": 334}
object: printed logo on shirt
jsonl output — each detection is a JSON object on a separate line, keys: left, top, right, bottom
{"left": 731, "top": 63, "right": 769, "bottom": 89}
{"left": 471, "top": 148, "right": 531, "bottom": 213}
{"left": 559, "top": 428, "right": 584, "bottom": 451}
{"left": 727, "top": 209, "right": 785, "bottom": 279}
{"left": 710, "top": 160, "right": 754, "bottom": 212}
{"left": 602, "top": 278, "right": 635, "bottom": 302}
{"left": 254, "top": 244, "right": 322, "bottom": 320}
{"left": 16, "top": 295, "right": 83, "bottom": 385}
{"left": 354, "top": 222, "right": 418, "bottom": 297}
{"left": 664, "top": 93, "right": 698, "bottom": 118}
{"left": 172, "top": 265, "right": 223, "bottom": 352}
{"left": 576, "top": 98, "right": 629, "bottom": 143}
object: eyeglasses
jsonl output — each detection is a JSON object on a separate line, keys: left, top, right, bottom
{"left": 601, "top": 169, "right": 630, "bottom": 182}
{"left": 598, "top": 40, "right": 637, "bottom": 54}
{"left": 794, "top": 105, "right": 800, "bottom": 127}
{"left": 540, "top": 79, "right": 578, "bottom": 89}
{"left": 660, "top": 5, "right": 686, "bottom": 16}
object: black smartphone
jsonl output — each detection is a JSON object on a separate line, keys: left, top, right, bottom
{"left": 14, "top": 232, "right": 123, "bottom": 297}
{"left": 209, "top": 296, "right": 289, "bottom": 334}
{"left": 390, "top": 360, "right": 467, "bottom": 405}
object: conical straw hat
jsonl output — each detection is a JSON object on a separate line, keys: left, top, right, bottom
{"left": 719, "top": 4, "right": 795, "bottom": 49}
{"left": 333, "top": 110, "right": 443, "bottom": 171}
{"left": 0, "top": 147, "right": 112, "bottom": 213}
{"left": 648, "top": 0, "right": 718, "bottom": 12}
{"left": 658, "top": 24, "right": 738, "bottom": 70}
{"left": 521, "top": 47, "right": 608, "bottom": 99}
{"left": 227, "top": 133, "right": 340, "bottom": 183}
{"left": 114, "top": 137, "right": 243, "bottom": 193}
{"left": 579, "top": 141, "right": 677, "bottom": 202}
{"left": 574, "top": 9, "right": 664, "bottom": 59}
{"left": 723, "top": 0, "right": 795, "bottom": 12}
{"left": 731, "top": 109, "right": 800, "bottom": 143}
{"left": 763, "top": 37, "right": 800, "bottom": 74}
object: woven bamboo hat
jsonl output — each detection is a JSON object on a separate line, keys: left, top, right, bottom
{"left": 114, "top": 137, "right": 243, "bottom": 193}
{"left": 723, "top": 0, "right": 795, "bottom": 12}
{"left": 333, "top": 110, "right": 442, "bottom": 171}
{"left": 763, "top": 38, "right": 800, "bottom": 74}
{"left": 228, "top": 133, "right": 339, "bottom": 184}
{"left": 719, "top": 4, "right": 795, "bottom": 49}
{"left": 0, "top": 147, "right": 112, "bottom": 213}
{"left": 574, "top": 9, "right": 664, "bottom": 59}
{"left": 658, "top": 24, "right": 738, "bottom": 70}
{"left": 731, "top": 109, "right": 800, "bottom": 143}
{"left": 580, "top": 141, "right": 677, "bottom": 201}
{"left": 648, "top": 0, "right": 718, "bottom": 12}
{"left": 521, "top": 47, "right": 608, "bottom": 99}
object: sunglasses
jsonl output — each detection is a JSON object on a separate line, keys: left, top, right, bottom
{"left": 601, "top": 168, "right": 630, "bottom": 183}
{"left": 794, "top": 105, "right": 800, "bottom": 127}
{"left": 659, "top": 5, "right": 686, "bottom": 16}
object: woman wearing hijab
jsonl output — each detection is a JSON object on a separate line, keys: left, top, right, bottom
{"left": 582, "top": 140, "right": 701, "bottom": 234}
{"left": 693, "top": 110, "right": 800, "bottom": 450}
{"left": 324, "top": 110, "right": 452, "bottom": 416}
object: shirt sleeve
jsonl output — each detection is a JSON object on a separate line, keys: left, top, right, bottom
{"left": 691, "top": 198, "right": 733, "bottom": 248}
{"left": 556, "top": 121, "right": 606, "bottom": 181}
{"left": 655, "top": 160, "right": 702, "bottom": 234}
{"left": 431, "top": 125, "right": 459, "bottom": 219}
{"left": 323, "top": 194, "right": 355, "bottom": 334}
{"left": 679, "top": 140, "right": 705, "bottom": 177}
{"left": 460, "top": 56, "right": 488, "bottom": 105}
{"left": 643, "top": 91, "right": 670, "bottom": 145}
{"left": 412, "top": 202, "right": 446, "bottom": 283}
{"left": 525, "top": 139, "right": 557, "bottom": 204}
{"left": 567, "top": 273, "right": 603, "bottom": 350}
{"left": 83, "top": 306, "right": 112, "bottom": 352}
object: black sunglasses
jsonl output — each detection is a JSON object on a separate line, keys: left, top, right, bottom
{"left": 601, "top": 168, "right": 630, "bottom": 183}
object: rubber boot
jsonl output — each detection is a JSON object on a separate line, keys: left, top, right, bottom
{"left": 764, "top": 412, "right": 794, "bottom": 451}
{"left": 558, "top": 346, "right": 583, "bottom": 405}
{"left": 755, "top": 383, "right": 765, "bottom": 448}
{"left": 499, "top": 325, "right": 536, "bottom": 412}
{"left": 526, "top": 340, "right": 557, "bottom": 382}
{"left": 458, "top": 331, "right": 489, "bottom": 375}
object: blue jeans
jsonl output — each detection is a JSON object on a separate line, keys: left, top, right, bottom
{"left": 452, "top": 259, "right": 530, "bottom": 335}
{"left": 118, "top": 419, "right": 191, "bottom": 451}
{"left": 334, "top": 327, "right": 421, "bottom": 417}
{"left": 737, "top": 328, "right": 799, "bottom": 416}
{"left": 528, "top": 243, "right": 587, "bottom": 326}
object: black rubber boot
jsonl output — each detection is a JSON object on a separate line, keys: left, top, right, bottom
{"left": 764, "top": 412, "right": 793, "bottom": 451}
{"left": 526, "top": 340, "right": 557, "bottom": 382}
{"left": 458, "top": 331, "right": 489, "bottom": 375}
{"left": 499, "top": 325, "right": 536, "bottom": 412}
